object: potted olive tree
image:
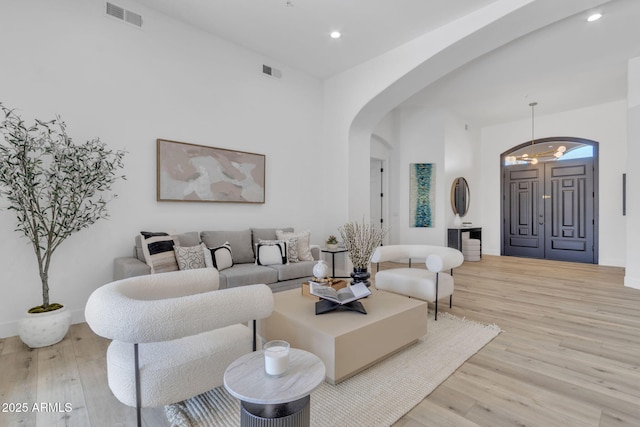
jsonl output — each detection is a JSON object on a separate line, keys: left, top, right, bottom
{"left": 0, "top": 103, "right": 126, "bottom": 347}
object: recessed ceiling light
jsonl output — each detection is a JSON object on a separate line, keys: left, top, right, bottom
{"left": 330, "top": 31, "right": 341, "bottom": 39}
{"left": 587, "top": 13, "right": 602, "bottom": 22}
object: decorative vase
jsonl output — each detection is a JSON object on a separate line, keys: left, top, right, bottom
{"left": 326, "top": 243, "right": 339, "bottom": 251}
{"left": 351, "top": 267, "right": 371, "bottom": 287}
{"left": 313, "top": 260, "right": 330, "bottom": 279}
{"left": 453, "top": 213, "right": 462, "bottom": 227}
{"left": 17, "top": 305, "right": 72, "bottom": 348}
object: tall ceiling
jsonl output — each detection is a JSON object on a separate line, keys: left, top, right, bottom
{"left": 132, "top": 0, "right": 640, "bottom": 126}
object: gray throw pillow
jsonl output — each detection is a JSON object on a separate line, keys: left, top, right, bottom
{"left": 201, "top": 229, "right": 253, "bottom": 264}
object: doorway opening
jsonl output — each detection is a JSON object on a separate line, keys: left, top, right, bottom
{"left": 370, "top": 158, "right": 389, "bottom": 245}
{"left": 501, "top": 137, "right": 599, "bottom": 263}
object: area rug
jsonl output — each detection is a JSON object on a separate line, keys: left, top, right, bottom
{"left": 165, "top": 312, "right": 500, "bottom": 427}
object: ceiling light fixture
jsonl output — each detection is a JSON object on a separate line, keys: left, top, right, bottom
{"left": 330, "top": 31, "right": 341, "bottom": 39}
{"left": 505, "top": 102, "right": 566, "bottom": 165}
{"left": 587, "top": 13, "right": 602, "bottom": 22}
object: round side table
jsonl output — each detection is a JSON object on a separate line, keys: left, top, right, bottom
{"left": 224, "top": 348, "right": 325, "bottom": 427}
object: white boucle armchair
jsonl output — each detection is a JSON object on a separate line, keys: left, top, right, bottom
{"left": 370, "top": 245, "right": 464, "bottom": 320}
{"left": 85, "top": 268, "right": 274, "bottom": 426}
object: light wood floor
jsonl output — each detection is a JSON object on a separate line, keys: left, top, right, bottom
{"left": 1, "top": 255, "right": 639, "bottom": 426}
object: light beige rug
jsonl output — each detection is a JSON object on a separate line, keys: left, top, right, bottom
{"left": 165, "top": 312, "right": 500, "bottom": 427}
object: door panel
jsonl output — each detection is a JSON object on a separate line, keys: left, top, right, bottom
{"left": 544, "top": 160, "right": 594, "bottom": 262}
{"left": 503, "top": 165, "right": 544, "bottom": 258}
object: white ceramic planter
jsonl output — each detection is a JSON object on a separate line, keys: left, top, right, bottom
{"left": 17, "top": 305, "right": 72, "bottom": 348}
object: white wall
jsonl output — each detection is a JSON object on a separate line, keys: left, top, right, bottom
{"left": 480, "top": 100, "right": 628, "bottom": 266}
{"left": 625, "top": 57, "right": 640, "bottom": 288}
{"left": 0, "top": 0, "right": 324, "bottom": 337}
{"left": 445, "top": 115, "right": 481, "bottom": 228}
{"left": 385, "top": 107, "right": 447, "bottom": 245}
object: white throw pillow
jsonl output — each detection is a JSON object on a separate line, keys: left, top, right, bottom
{"left": 255, "top": 241, "right": 288, "bottom": 266}
{"left": 276, "top": 230, "right": 313, "bottom": 261}
{"left": 261, "top": 237, "right": 298, "bottom": 263}
{"left": 209, "top": 242, "right": 233, "bottom": 271}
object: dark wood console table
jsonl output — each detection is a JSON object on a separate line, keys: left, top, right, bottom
{"left": 448, "top": 227, "right": 482, "bottom": 255}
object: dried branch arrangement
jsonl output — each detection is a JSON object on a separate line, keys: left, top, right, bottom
{"left": 338, "top": 219, "right": 388, "bottom": 269}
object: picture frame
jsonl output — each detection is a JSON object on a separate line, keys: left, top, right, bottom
{"left": 157, "top": 139, "right": 265, "bottom": 203}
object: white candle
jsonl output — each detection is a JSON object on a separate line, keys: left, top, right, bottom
{"left": 264, "top": 340, "right": 290, "bottom": 376}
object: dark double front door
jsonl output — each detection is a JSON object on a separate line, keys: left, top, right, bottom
{"left": 502, "top": 158, "right": 596, "bottom": 263}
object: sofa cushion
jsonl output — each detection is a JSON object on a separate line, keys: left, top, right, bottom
{"left": 276, "top": 230, "right": 313, "bottom": 261}
{"left": 219, "top": 264, "right": 278, "bottom": 288}
{"left": 174, "top": 243, "right": 208, "bottom": 270}
{"left": 267, "top": 260, "right": 315, "bottom": 281}
{"left": 209, "top": 242, "right": 233, "bottom": 271}
{"left": 201, "top": 230, "right": 253, "bottom": 264}
{"left": 375, "top": 268, "right": 454, "bottom": 303}
{"left": 255, "top": 241, "right": 288, "bottom": 266}
{"left": 140, "top": 232, "right": 179, "bottom": 274}
{"left": 176, "top": 231, "right": 201, "bottom": 247}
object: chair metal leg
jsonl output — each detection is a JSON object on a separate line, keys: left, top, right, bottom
{"left": 134, "top": 343, "right": 141, "bottom": 427}
{"left": 434, "top": 272, "right": 439, "bottom": 321}
{"left": 450, "top": 269, "right": 454, "bottom": 309}
{"left": 253, "top": 319, "right": 257, "bottom": 351}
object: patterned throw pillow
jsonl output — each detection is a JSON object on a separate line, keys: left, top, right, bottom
{"left": 174, "top": 243, "right": 208, "bottom": 270}
{"left": 276, "top": 230, "right": 313, "bottom": 261}
{"left": 255, "top": 241, "right": 288, "bottom": 266}
{"left": 140, "top": 231, "right": 179, "bottom": 274}
{"left": 209, "top": 242, "right": 233, "bottom": 271}
{"left": 284, "top": 236, "right": 298, "bottom": 263}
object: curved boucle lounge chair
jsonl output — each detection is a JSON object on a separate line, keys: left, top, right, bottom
{"left": 85, "top": 268, "right": 273, "bottom": 426}
{"left": 371, "top": 245, "right": 464, "bottom": 320}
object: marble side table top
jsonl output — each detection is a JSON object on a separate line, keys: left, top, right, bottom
{"left": 224, "top": 348, "right": 326, "bottom": 405}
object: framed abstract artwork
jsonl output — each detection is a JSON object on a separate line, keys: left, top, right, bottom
{"left": 157, "top": 139, "right": 265, "bottom": 203}
{"left": 409, "top": 163, "right": 435, "bottom": 227}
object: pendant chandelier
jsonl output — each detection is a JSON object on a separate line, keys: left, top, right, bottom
{"left": 505, "top": 102, "right": 566, "bottom": 164}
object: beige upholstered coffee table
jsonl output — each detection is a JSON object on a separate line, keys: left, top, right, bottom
{"left": 258, "top": 287, "right": 428, "bottom": 384}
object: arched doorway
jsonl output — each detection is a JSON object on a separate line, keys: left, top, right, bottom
{"left": 501, "top": 137, "right": 599, "bottom": 263}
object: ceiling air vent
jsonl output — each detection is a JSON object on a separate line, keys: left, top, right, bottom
{"left": 262, "top": 64, "right": 282, "bottom": 79}
{"left": 106, "top": 2, "right": 143, "bottom": 28}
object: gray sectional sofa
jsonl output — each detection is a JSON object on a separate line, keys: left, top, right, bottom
{"left": 113, "top": 227, "right": 319, "bottom": 292}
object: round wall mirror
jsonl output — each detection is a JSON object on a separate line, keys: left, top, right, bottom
{"left": 451, "top": 177, "right": 470, "bottom": 217}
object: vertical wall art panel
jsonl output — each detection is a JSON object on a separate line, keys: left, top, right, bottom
{"left": 409, "top": 163, "right": 435, "bottom": 227}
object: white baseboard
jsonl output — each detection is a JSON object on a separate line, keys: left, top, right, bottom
{"left": 624, "top": 275, "right": 640, "bottom": 290}
{"left": 0, "top": 322, "right": 17, "bottom": 340}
